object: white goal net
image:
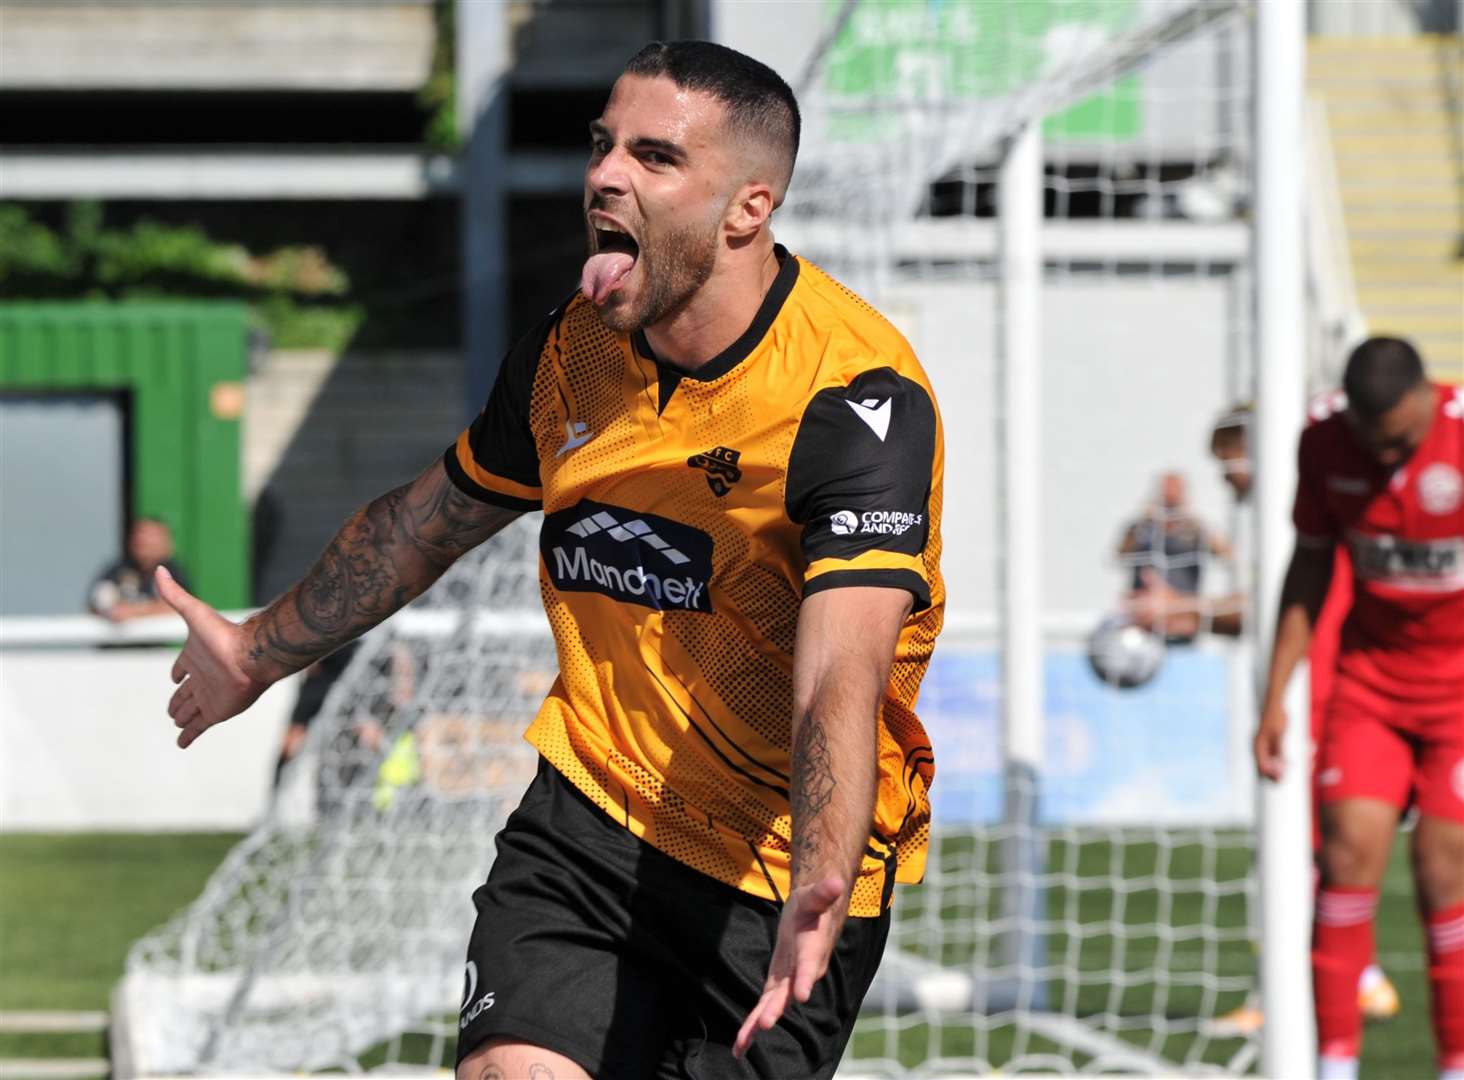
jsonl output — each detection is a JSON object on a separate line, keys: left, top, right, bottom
{"left": 766, "top": 0, "right": 1266, "bottom": 1075}
{"left": 116, "top": 524, "right": 555, "bottom": 1075}
{"left": 117, "top": 2, "right": 1278, "bottom": 1076}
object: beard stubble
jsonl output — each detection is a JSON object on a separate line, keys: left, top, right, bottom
{"left": 593, "top": 206, "right": 721, "bottom": 334}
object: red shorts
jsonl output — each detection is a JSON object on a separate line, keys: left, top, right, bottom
{"left": 1316, "top": 674, "right": 1464, "bottom": 823}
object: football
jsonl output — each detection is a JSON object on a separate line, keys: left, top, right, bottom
{"left": 1087, "top": 616, "right": 1167, "bottom": 689}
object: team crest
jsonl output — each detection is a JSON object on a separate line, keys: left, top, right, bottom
{"left": 1418, "top": 463, "right": 1462, "bottom": 515}
{"left": 687, "top": 446, "right": 743, "bottom": 497}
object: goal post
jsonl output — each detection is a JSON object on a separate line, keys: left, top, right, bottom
{"left": 996, "top": 118, "right": 1049, "bottom": 1017}
{"left": 1253, "top": 0, "right": 1315, "bottom": 1076}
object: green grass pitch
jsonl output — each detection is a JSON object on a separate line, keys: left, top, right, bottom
{"left": 0, "top": 830, "right": 1439, "bottom": 1076}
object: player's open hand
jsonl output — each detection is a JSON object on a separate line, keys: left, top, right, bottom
{"left": 157, "top": 566, "right": 268, "bottom": 749}
{"left": 1253, "top": 701, "right": 1288, "bottom": 782}
{"left": 733, "top": 874, "right": 846, "bottom": 1058}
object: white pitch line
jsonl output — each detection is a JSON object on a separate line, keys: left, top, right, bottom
{"left": 0, "top": 1059, "right": 110, "bottom": 1079}
{"left": 0, "top": 1012, "right": 108, "bottom": 1033}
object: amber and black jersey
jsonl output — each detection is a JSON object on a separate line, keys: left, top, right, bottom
{"left": 444, "top": 247, "right": 944, "bottom": 916}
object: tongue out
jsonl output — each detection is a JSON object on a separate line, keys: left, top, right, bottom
{"left": 581, "top": 252, "right": 635, "bottom": 304}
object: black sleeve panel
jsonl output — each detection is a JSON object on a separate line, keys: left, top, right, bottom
{"left": 786, "top": 367, "right": 937, "bottom": 564}
{"left": 454, "top": 305, "right": 561, "bottom": 489}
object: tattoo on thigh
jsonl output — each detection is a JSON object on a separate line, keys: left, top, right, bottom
{"left": 528, "top": 1066, "right": 556, "bottom": 1079}
{"left": 476, "top": 1068, "right": 506, "bottom": 1080}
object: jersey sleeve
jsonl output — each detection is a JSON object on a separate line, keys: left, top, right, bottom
{"left": 1292, "top": 425, "right": 1336, "bottom": 548}
{"left": 442, "top": 311, "right": 555, "bottom": 511}
{"left": 785, "top": 366, "right": 938, "bottom": 611}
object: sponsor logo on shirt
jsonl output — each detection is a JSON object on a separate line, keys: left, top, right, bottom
{"left": 1418, "top": 463, "right": 1463, "bottom": 516}
{"left": 686, "top": 445, "right": 743, "bottom": 497}
{"left": 1347, "top": 530, "right": 1464, "bottom": 592}
{"left": 541, "top": 500, "right": 713, "bottom": 612}
{"left": 829, "top": 509, "right": 924, "bottom": 537}
{"left": 1326, "top": 475, "right": 1371, "bottom": 496}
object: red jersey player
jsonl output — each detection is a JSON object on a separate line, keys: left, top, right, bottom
{"left": 1130, "top": 406, "right": 1398, "bottom": 1036}
{"left": 1256, "top": 338, "right": 1464, "bottom": 1080}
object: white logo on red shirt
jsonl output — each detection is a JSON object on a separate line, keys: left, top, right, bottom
{"left": 1452, "top": 759, "right": 1464, "bottom": 803}
{"left": 1319, "top": 767, "right": 1343, "bottom": 787}
{"left": 1445, "top": 388, "right": 1464, "bottom": 420}
{"left": 1418, "top": 463, "right": 1463, "bottom": 516}
{"left": 1349, "top": 531, "right": 1464, "bottom": 591}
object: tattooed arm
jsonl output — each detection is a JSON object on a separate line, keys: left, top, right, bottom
{"left": 734, "top": 584, "right": 912, "bottom": 1056}
{"left": 158, "top": 459, "right": 521, "bottom": 749}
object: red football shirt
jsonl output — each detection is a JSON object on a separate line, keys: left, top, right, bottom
{"left": 1293, "top": 383, "right": 1464, "bottom": 699}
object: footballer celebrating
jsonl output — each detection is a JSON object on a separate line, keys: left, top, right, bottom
{"left": 157, "top": 41, "right": 943, "bottom": 1080}
{"left": 1256, "top": 338, "right": 1464, "bottom": 1080}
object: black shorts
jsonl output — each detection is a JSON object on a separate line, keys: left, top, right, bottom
{"left": 456, "top": 759, "right": 890, "bottom": 1079}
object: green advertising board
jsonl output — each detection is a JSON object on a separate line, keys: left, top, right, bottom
{"left": 820, "top": 0, "right": 1141, "bottom": 143}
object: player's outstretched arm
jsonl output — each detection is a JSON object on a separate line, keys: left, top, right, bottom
{"left": 733, "top": 584, "right": 912, "bottom": 1058}
{"left": 1254, "top": 541, "right": 1334, "bottom": 780}
{"left": 161, "top": 458, "right": 520, "bottom": 749}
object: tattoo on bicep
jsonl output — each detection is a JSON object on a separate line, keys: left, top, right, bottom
{"left": 403, "top": 469, "right": 506, "bottom": 566}
{"left": 790, "top": 711, "right": 837, "bottom": 873}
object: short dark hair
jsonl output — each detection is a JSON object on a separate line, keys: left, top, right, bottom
{"left": 623, "top": 40, "right": 800, "bottom": 190}
{"left": 1343, "top": 336, "right": 1426, "bottom": 418}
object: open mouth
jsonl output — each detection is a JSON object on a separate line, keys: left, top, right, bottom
{"left": 594, "top": 226, "right": 640, "bottom": 260}
{"left": 582, "top": 223, "right": 641, "bottom": 304}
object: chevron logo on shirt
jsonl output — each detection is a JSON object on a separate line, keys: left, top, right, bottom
{"left": 543, "top": 500, "right": 714, "bottom": 612}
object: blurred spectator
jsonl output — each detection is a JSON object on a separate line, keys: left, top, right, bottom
{"left": 1209, "top": 405, "right": 1253, "bottom": 503}
{"left": 1117, "top": 471, "right": 1228, "bottom": 592}
{"left": 1125, "top": 409, "right": 1250, "bottom": 638}
{"left": 88, "top": 517, "right": 190, "bottom": 622}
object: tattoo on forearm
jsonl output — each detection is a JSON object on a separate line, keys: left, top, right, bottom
{"left": 790, "top": 711, "right": 837, "bottom": 874}
{"left": 247, "top": 467, "right": 513, "bottom": 674}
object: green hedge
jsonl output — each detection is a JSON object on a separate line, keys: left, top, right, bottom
{"left": 0, "top": 203, "right": 362, "bottom": 351}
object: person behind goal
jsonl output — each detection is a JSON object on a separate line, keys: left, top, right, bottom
{"left": 155, "top": 40, "right": 944, "bottom": 1080}
{"left": 1256, "top": 338, "right": 1464, "bottom": 1080}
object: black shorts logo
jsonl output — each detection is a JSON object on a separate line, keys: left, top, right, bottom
{"left": 687, "top": 446, "right": 742, "bottom": 497}
{"left": 541, "top": 500, "right": 714, "bottom": 612}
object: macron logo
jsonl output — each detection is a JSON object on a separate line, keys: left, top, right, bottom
{"left": 565, "top": 509, "right": 690, "bottom": 565}
{"left": 556, "top": 420, "right": 593, "bottom": 457}
{"left": 846, "top": 397, "right": 891, "bottom": 442}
